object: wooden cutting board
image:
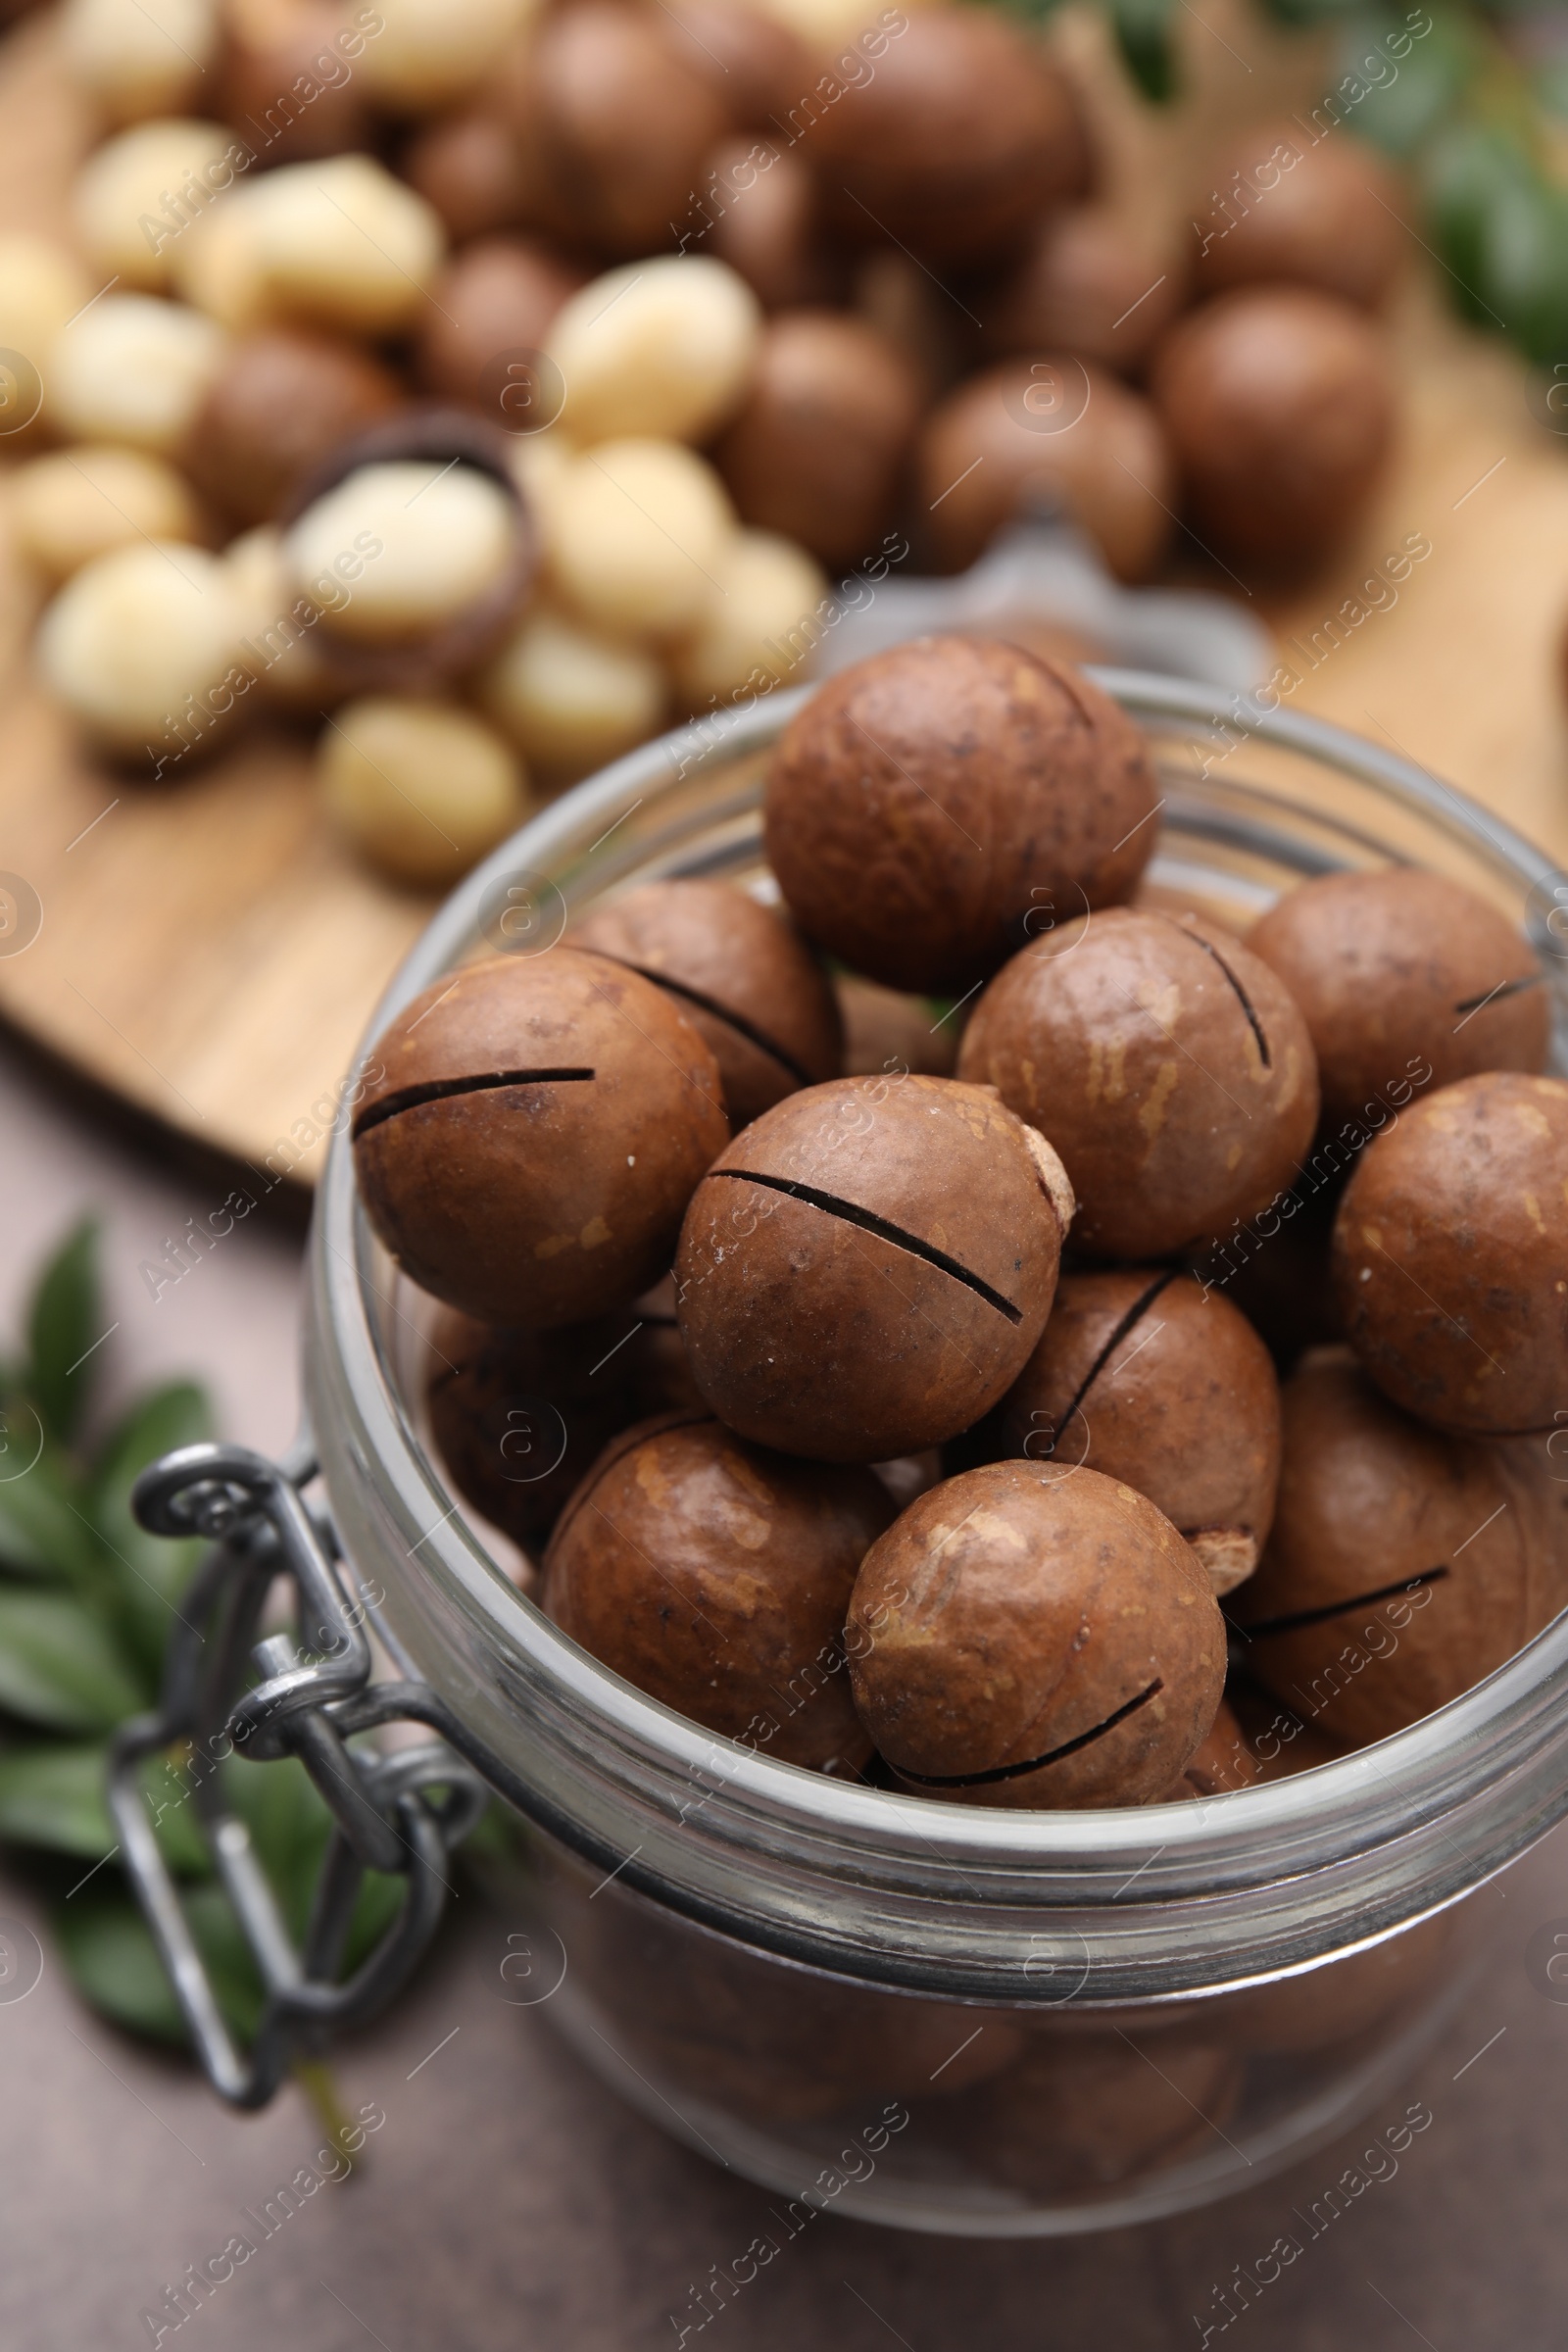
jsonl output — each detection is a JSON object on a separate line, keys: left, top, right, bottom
{"left": 1, "top": 1, "right": 1565, "bottom": 1187}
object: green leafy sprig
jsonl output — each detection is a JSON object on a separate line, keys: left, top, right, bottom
{"left": 0, "top": 1220, "right": 401, "bottom": 2048}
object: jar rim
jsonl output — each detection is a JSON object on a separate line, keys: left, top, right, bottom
{"left": 307, "top": 672, "right": 1568, "bottom": 2002}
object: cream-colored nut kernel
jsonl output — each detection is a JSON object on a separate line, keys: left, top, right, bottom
{"left": 172, "top": 155, "right": 445, "bottom": 335}
{"left": 318, "top": 697, "right": 529, "bottom": 884}
{"left": 478, "top": 606, "right": 665, "bottom": 778}
{"left": 359, "top": 0, "right": 538, "bottom": 111}
{"left": 11, "top": 445, "right": 202, "bottom": 582}
{"left": 61, "top": 0, "right": 220, "bottom": 122}
{"left": 36, "top": 541, "right": 247, "bottom": 757}
{"left": 670, "top": 528, "right": 827, "bottom": 706}
{"left": 46, "top": 294, "right": 226, "bottom": 454}
{"left": 754, "top": 0, "right": 934, "bottom": 46}
{"left": 284, "top": 462, "right": 515, "bottom": 645}
{"left": 547, "top": 438, "right": 735, "bottom": 642}
{"left": 74, "top": 119, "right": 242, "bottom": 293}
{"left": 547, "top": 257, "right": 761, "bottom": 446}
{"left": 223, "top": 525, "right": 354, "bottom": 710}
{"left": 0, "top": 234, "right": 92, "bottom": 368}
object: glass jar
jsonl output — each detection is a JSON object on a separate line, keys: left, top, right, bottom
{"left": 305, "top": 673, "right": 1568, "bottom": 2236}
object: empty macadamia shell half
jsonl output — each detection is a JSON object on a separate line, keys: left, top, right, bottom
{"left": 958, "top": 906, "right": 1321, "bottom": 1259}
{"left": 282, "top": 409, "right": 536, "bottom": 688}
{"left": 968, "top": 1269, "right": 1282, "bottom": 1595}
{"left": 1332, "top": 1071, "right": 1568, "bottom": 1435}
{"left": 546, "top": 256, "right": 762, "bottom": 446}
{"left": 353, "top": 948, "right": 729, "bottom": 1329}
{"left": 763, "top": 638, "right": 1159, "bottom": 996}
{"left": 572, "top": 878, "right": 843, "bottom": 1128}
{"left": 1230, "top": 1348, "right": 1568, "bottom": 1744}
{"left": 675, "top": 1073, "right": 1073, "bottom": 1461}
{"left": 847, "top": 1460, "right": 1227, "bottom": 1808}
{"left": 543, "top": 1410, "right": 894, "bottom": 1771}
{"left": 1246, "top": 867, "right": 1548, "bottom": 1128}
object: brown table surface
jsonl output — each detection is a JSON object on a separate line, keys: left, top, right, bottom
{"left": 4, "top": 1034, "right": 1568, "bottom": 2352}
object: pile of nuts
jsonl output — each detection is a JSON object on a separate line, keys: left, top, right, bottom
{"left": 353, "top": 635, "right": 1567, "bottom": 1808}
{"left": 2, "top": 0, "right": 1407, "bottom": 884}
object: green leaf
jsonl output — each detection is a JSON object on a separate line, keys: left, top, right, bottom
{"left": 1424, "top": 122, "right": 1528, "bottom": 326}
{"left": 89, "top": 1381, "right": 214, "bottom": 1672}
{"left": 0, "top": 1444, "right": 105, "bottom": 1585}
{"left": 1346, "top": 9, "right": 1477, "bottom": 158}
{"left": 0, "top": 1741, "right": 114, "bottom": 1857}
{"left": 25, "top": 1219, "right": 102, "bottom": 1448}
{"left": 55, "top": 1884, "right": 265, "bottom": 2045}
{"left": 1107, "top": 0, "right": 1179, "bottom": 100}
{"left": 0, "top": 1591, "right": 145, "bottom": 1732}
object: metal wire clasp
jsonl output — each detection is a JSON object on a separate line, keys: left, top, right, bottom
{"left": 110, "top": 1436, "right": 486, "bottom": 2109}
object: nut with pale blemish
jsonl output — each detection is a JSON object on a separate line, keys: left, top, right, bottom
{"left": 542, "top": 1410, "right": 894, "bottom": 1771}
{"left": 846, "top": 1460, "right": 1227, "bottom": 1808}
{"left": 571, "top": 877, "right": 843, "bottom": 1130}
{"left": 353, "top": 948, "right": 729, "bottom": 1328}
{"left": 675, "top": 1074, "right": 1073, "bottom": 1462}
{"left": 1246, "top": 868, "right": 1548, "bottom": 1129}
{"left": 762, "top": 637, "right": 1160, "bottom": 996}
{"left": 964, "top": 1268, "right": 1281, "bottom": 1595}
{"left": 1229, "top": 1347, "right": 1568, "bottom": 1742}
{"left": 1332, "top": 1072, "right": 1568, "bottom": 1434}
{"left": 957, "top": 906, "right": 1321, "bottom": 1259}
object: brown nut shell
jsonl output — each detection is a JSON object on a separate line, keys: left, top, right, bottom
{"left": 763, "top": 637, "right": 1159, "bottom": 996}
{"left": 958, "top": 907, "right": 1321, "bottom": 1259}
{"left": 847, "top": 1460, "right": 1227, "bottom": 1807}
{"left": 1246, "top": 868, "right": 1548, "bottom": 1130}
{"left": 1331, "top": 1071, "right": 1568, "bottom": 1433}
{"left": 705, "top": 140, "right": 839, "bottom": 313}
{"left": 975, "top": 208, "right": 1188, "bottom": 373}
{"left": 944, "top": 2034, "right": 1240, "bottom": 2195}
{"left": 657, "top": 0, "right": 815, "bottom": 130}
{"left": 1230, "top": 1348, "right": 1568, "bottom": 1742}
{"left": 971, "top": 1268, "right": 1282, "bottom": 1593}
{"left": 542, "top": 1411, "right": 893, "bottom": 1771}
{"left": 184, "top": 329, "right": 403, "bottom": 527}
{"left": 804, "top": 9, "right": 1087, "bottom": 267}
{"left": 1157, "top": 1696, "right": 1263, "bottom": 1800}
{"left": 571, "top": 877, "right": 843, "bottom": 1129}
{"left": 354, "top": 948, "right": 729, "bottom": 1328}
{"left": 1193, "top": 122, "right": 1409, "bottom": 310}
{"left": 425, "top": 1294, "right": 697, "bottom": 1552}
{"left": 1151, "top": 286, "right": 1396, "bottom": 567}
{"left": 414, "top": 237, "right": 587, "bottom": 415}
{"left": 675, "top": 1074, "right": 1073, "bottom": 1462}
{"left": 400, "top": 105, "right": 544, "bottom": 242}
{"left": 916, "top": 358, "right": 1174, "bottom": 582}
{"left": 712, "top": 309, "right": 924, "bottom": 569}
{"left": 282, "top": 405, "right": 536, "bottom": 691}
{"left": 218, "top": 4, "right": 371, "bottom": 163}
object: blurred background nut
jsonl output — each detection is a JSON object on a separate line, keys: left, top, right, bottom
{"left": 703, "top": 140, "right": 837, "bottom": 313}
{"left": 974, "top": 206, "right": 1188, "bottom": 373}
{"left": 61, "top": 0, "right": 220, "bottom": 122}
{"left": 805, "top": 6, "right": 1089, "bottom": 267}
{"left": 172, "top": 154, "right": 446, "bottom": 333}
{"left": 1246, "top": 866, "right": 1549, "bottom": 1129}
{"left": 657, "top": 0, "right": 815, "bottom": 130}
{"left": 1151, "top": 286, "right": 1396, "bottom": 567}
{"left": 222, "top": 522, "right": 361, "bottom": 709}
{"left": 415, "top": 237, "right": 585, "bottom": 414}
{"left": 476, "top": 605, "right": 666, "bottom": 782}
{"left": 357, "top": 0, "right": 536, "bottom": 114}
{"left": 73, "top": 117, "right": 239, "bottom": 293}
{"left": 10, "top": 444, "right": 203, "bottom": 582}
{"left": 916, "top": 357, "right": 1174, "bottom": 581}
{"left": 546, "top": 256, "right": 761, "bottom": 447}
{"left": 712, "top": 309, "right": 923, "bottom": 567}
{"left": 544, "top": 437, "right": 736, "bottom": 642}
{"left": 511, "top": 0, "right": 729, "bottom": 258}
{"left": 399, "top": 102, "right": 544, "bottom": 242}
{"left": 1192, "top": 121, "right": 1409, "bottom": 310}
{"left": 184, "top": 327, "right": 402, "bottom": 526}
{"left": 45, "top": 294, "right": 226, "bottom": 454}
{"left": 317, "top": 696, "right": 531, "bottom": 886}
{"left": 0, "top": 232, "right": 90, "bottom": 373}
{"left": 35, "top": 540, "right": 247, "bottom": 758}
{"left": 668, "top": 527, "right": 826, "bottom": 706}
{"left": 216, "top": 0, "right": 373, "bottom": 166}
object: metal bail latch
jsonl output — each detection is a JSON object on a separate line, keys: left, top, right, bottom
{"left": 111, "top": 1434, "right": 487, "bottom": 2109}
